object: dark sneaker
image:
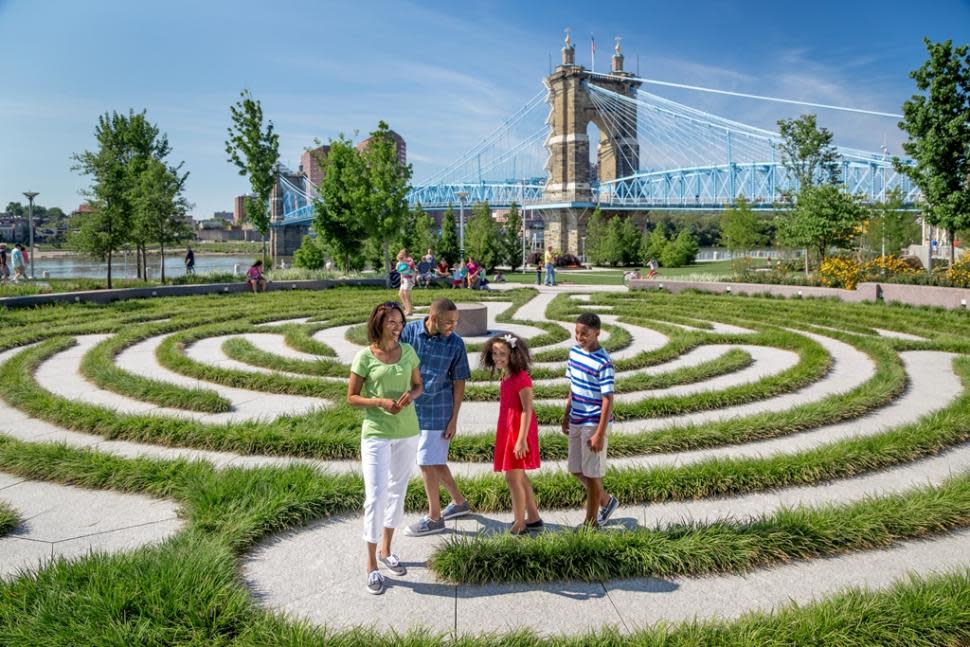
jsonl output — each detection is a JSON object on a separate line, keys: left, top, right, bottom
{"left": 366, "top": 570, "right": 385, "bottom": 595}
{"left": 378, "top": 552, "right": 406, "bottom": 576}
{"left": 441, "top": 501, "right": 471, "bottom": 520}
{"left": 403, "top": 516, "right": 446, "bottom": 537}
{"left": 597, "top": 495, "right": 619, "bottom": 527}
{"left": 525, "top": 519, "right": 545, "bottom": 534}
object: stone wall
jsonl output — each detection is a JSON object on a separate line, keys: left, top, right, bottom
{"left": 630, "top": 278, "right": 970, "bottom": 311}
{"left": 0, "top": 278, "right": 386, "bottom": 309}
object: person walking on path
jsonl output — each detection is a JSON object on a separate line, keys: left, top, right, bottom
{"left": 0, "top": 244, "right": 9, "bottom": 284}
{"left": 561, "top": 312, "right": 619, "bottom": 528}
{"left": 184, "top": 246, "right": 195, "bottom": 275}
{"left": 10, "top": 244, "right": 26, "bottom": 281}
{"left": 347, "top": 301, "right": 424, "bottom": 595}
{"left": 481, "top": 333, "right": 542, "bottom": 534}
{"left": 544, "top": 246, "right": 557, "bottom": 286}
{"left": 402, "top": 298, "right": 473, "bottom": 536}
{"left": 396, "top": 248, "right": 415, "bottom": 316}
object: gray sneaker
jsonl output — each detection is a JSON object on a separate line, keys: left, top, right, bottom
{"left": 403, "top": 516, "right": 446, "bottom": 536}
{"left": 597, "top": 495, "right": 619, "bottom": 527}
{"left": 378, "top": 552, "right": 406, "bottom": 576}
{"left": 441, "top": 501, "right": 471, "bottom": 520}
{"left": 366, "top": 570, "right": 385, "bottom": 595}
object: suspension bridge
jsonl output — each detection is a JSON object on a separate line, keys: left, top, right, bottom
{"left": 270, "top": 34, "right": 916, "bottom": 259}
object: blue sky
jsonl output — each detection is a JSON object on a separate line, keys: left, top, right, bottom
{"left": 1, "top": 0, "right": 967, "bottom": 218}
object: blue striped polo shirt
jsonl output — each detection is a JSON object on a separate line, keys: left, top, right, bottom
{"left": 566, "top": 345, "right": 615, "bottom": 425}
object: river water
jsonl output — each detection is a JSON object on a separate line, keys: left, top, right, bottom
{"left": 29, "top": 254, "right": 259, "bottom": 279}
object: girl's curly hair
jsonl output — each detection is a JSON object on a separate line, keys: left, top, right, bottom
{"left": 480, "top": 334, "right": 531, "bottom": 376}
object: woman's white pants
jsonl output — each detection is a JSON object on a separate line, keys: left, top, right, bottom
{"left": 361, "top": 434, "right": 418, "bottom": 544}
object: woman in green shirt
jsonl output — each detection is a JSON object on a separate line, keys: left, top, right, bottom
{"left": 347, "top": 301, "right": 423, "bottom": 596}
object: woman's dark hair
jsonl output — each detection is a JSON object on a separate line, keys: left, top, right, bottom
{"left": 480, "top": 334, "right": 531, "bottom": 376}
{"left": 251, "top": 260, "right": 263, "bottom": 268}
{"left": 367, "top": 301, "right": 406, "bottom": 343}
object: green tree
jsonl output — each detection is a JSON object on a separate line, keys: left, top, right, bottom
{"left": 776, "top": 184, "right": 865, "bottom": 261}
{"left": 864, "top": 188, "right": 920, "bottom": 258}
{"left": 585, "top": 208, "right": 608, "bottom": 265}
{"left": 660, "top": 228, "right": 700, "bottom": 267}
{"left": 225, "top": 89, "right": 280, "bottom": 263}
{"left": 71, "top": 110, "right": 173, "bottom": 287}
{"left": 412, "top": 206, "right": 436, "bottom": 260}
{"left": 499, "top": 203, "right": 524, "bottom": 270}
{"left": 293, "top": 234, "right": 325, "bottom": 270}
{"left": 465, "top": 201, "right": 500, "bottom": 269}
{"left": 314, "top": 136, "right": 368, "bottom": 272}
{"left": 437, "top": 205, "right": 460, "bottom": 265}
{"left": 641, "top": 223, "right": 668, "bottom": 265}
{"left": 131, "top": 158, "right": 192, "bottom": 283}
{"left": 776, "top": 114, "right": 841, "bottom": 189}
{"left": 894, "top": 38, "right": 970, "bottom": 267}
{"left": 775, "top": 114, "right": 848, "bottom": 273}
{"left": 392, "top": 205, "right": 435, "bottom": 260}
{"left": 720, "top": 196, "right": 767, "bottom": 270}
{"left": 618, "top": 218, "right": 641, "bottom": 266}
{"left": 359, "top": 121, "right": 412, "bottom": 286}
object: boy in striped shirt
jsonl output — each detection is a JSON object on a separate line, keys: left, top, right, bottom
{"left": 561, "top": 312, "right": 619, "bottom": 528}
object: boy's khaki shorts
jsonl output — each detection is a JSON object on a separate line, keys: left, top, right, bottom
{"left": 567, "top": 423, "right": 608, "bottom": 478}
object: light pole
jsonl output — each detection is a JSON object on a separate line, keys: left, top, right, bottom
{"left": 455, "top": 190, "right": 468, "bottom": 259}
{"left": 23, "top": 191, "right": 38, "bottom": 279}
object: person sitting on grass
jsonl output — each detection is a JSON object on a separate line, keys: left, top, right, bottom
{"left": 246, "top": 260, "right": 267, "bottom": 293}
{"left": 492, "top": 270, "right": 506, "bottom": 283}
{"left": 435, "top": 259, "right": 451, "bottom": 283}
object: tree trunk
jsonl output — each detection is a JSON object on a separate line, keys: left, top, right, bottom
{"left": 160, "top": 239, "right": 166, "bottom": 283}
{"left": 107, "top": 249, "right": 113, "bottom": 289}
{"left": 262, "top": 234, "right": 268, "bottom": 269}
{"left": 383, "top": 240, "right": 391, "bottom": 289}
{"left": 949, "top": 228, "right": 956, "bottom": 267}
{"left": 135, "top": 246, "right": 142, "bottom": 280}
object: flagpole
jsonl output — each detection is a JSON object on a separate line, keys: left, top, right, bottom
{"left": 591, "top": 35, "right": 595, "bottom": 72}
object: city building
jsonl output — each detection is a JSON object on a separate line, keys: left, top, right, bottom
{"left": 356, "top": 130, "right": 407, "bottom": 165}
{"left": 300, "top": 145, "right": 330, "bottom": 189}
{"left": 233, "top": 195, "right": 252, "bottom": 225}
{"left": 212, "top": 210, "right": 233, "bottom": 223}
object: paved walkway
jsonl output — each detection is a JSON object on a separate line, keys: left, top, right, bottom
{"left": 0, "top": 472, "right": 182, "bottom": 578}
{"left": 0, "top": 285, "right": 967, "bottom": 636}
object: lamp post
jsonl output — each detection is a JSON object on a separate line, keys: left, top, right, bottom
{"left": 455, "top": 190, "right": 469, "bottom": 259}
{"left": 23, "top": 191, "right": 38, "bottom": 279}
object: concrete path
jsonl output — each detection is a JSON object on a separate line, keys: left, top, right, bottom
{"left": 0, "top": 471, "right": 182, "bottom": 578}
{"left": 41, "top": 335, "right": 328, "bottom": 423}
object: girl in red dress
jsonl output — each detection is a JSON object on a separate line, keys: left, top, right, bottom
{"left": 481, "top": 333, "right": 543, "bottom": 534}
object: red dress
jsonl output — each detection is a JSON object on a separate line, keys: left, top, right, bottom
{"left": 493, "top": 370, "right": 541, "bottom": 472}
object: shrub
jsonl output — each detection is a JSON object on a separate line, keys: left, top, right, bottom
{"left": 819, "top": 257, "right": 864, "bottom": 290}
{"left": 292, "top": 235, "right": 325, "bottom": 270}
{"left": 660, "top": 229, "right": 700, "bottom": 267}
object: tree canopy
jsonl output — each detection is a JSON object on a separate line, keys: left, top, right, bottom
{"left": 894, "top": 38, "right": 970, "bottom": 266}
{"left": 225, "top": 90, "right": 279, "bottom": 260}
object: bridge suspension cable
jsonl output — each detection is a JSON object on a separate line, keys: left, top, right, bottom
{"left": 586, "top": 71, "right": 903, "bottom": 119}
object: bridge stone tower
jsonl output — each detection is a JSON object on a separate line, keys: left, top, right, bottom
{"left": 542, "top": 33, "right": 641, "bottom": 256}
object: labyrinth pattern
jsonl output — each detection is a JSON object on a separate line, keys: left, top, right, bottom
{"left": 0, "top": 285, "right": 968, "bottom": 642}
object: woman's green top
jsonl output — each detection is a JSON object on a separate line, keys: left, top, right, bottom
{"left": 351, "top": 343, "right": 421, "bottom": 440}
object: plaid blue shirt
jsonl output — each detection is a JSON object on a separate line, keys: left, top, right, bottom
{"left": 400, "top": 318, "right": 471, "bottom": 431}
